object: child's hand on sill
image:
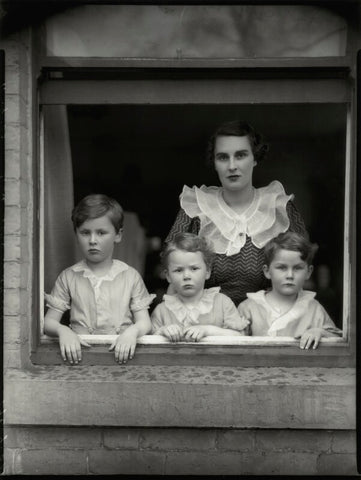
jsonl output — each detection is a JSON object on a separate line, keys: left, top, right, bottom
{"left": 183, "top": 325, "right": 210, "bottom": 342}
{"left": 58, "top": 325, "right": 91, "bottom": 364}
{"left": 157, "top": 324, "right": 184, "bottom": 342}
{"left": 109, "top": 329, "right": 138, "bottom": 363}
{"left": 296, "top": 327, "right": 323, "bottom": 350}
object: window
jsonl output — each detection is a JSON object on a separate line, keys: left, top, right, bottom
{"left": 31, "top": 63, "right": 355, "bottom": 367}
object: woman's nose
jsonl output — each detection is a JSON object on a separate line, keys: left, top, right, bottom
{"left": 228, "top": 156, "right": 236, "bottom": 170}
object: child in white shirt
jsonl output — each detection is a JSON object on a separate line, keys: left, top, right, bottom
{"left": 238, "top": 231, "right": 341, "bottom": 349}
{"left": 44, "top": 194, "right": 154, "bottom": 364}
{"left": 151, "top": 233, "right": 248, "bottom": 342}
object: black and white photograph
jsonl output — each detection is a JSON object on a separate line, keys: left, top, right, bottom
{"left": 1, "top": 0, "right": 359, "bottom": 476}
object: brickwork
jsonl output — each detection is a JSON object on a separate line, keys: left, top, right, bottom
{"left": 3, "top": 427, "right": 358, "bottom": 475}
{"left": 3, "top": 29, "right": 33, "bottom": 374}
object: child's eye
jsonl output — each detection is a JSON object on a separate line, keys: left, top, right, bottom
{"left": 97, "top": 231, "right": 107, "bottom": 236}
{"left": 191, "top": 267, "right": 199, "bottom": 271}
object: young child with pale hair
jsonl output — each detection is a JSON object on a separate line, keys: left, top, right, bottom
{"left": 151, "top": 233, "right": 248, "bottom": 342}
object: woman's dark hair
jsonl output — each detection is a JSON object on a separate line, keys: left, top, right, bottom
{"left": 160, "top": 233, "right": 215, "bottom": 271}
{"left": 206, "top": 120, "right": 269, "bottom": 166}
{"left": 264, "top": 231, "right": 319, "bottom": 267}
{"left": 71, "top": 194, "right": 124, "bottom": 232}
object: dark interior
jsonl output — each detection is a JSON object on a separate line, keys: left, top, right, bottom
{"left": 67, "top": 103, "right": 346, "bottom": 324}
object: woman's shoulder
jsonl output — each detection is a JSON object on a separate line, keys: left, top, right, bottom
{"left": 256, "top": 180, "right": 293, "bottom": 199}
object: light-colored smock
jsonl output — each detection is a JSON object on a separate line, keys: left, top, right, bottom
{"left": 45, "top": 259, "right": 155, "bottom": 335}
{"left": 151, "top": 287, "right": 249, "bottom": 334}
{"left": 237, "top": 289, "right": 342, "bottom": 338}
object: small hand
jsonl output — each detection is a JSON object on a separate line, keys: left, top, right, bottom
{"left": 297, "top": 328, "right": 323, "bottom": 350}
{"left": 183, "top": 325, "right": 209, "bottom": 342}
{"left": 159, "top": 324, "right": 184, "bottom": 342}
{"left": 109, "top": 330, "right": 137, "bottom": 364}
{"left": 58, "top": 326, "right": 91, "bottom": 364}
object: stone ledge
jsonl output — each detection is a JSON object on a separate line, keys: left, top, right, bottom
{"left": 4, "top": 366, "right": 355, "bottom": 429}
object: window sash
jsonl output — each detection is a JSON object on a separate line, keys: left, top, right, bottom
{"left": 38, "top": 71, "right": 354, "bottom": 362}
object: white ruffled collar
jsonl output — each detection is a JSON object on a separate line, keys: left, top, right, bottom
{"left": 72, "top": 259, "right": 129, "bottom": 283}
{"left": 180, "top": 180, "right": 293, "bottom": 255}
{"left": 247, "top": 289, "right": 316, "bottom": 336}
{"left": 163, "top": 287, "right": 220, "bottom": 326}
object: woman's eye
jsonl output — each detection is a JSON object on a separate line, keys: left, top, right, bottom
{"left": 216, "top": 154, "right": 228, "bottom": 161}
{"left": 235, "top": 152, "right": 247, "bottom": 159}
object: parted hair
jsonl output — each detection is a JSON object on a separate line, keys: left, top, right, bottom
{"left": 264, "top": 231, "right": 318, "bottom": 266}
{"left": 161, "top": 233, "right": 215, "bottom": 271}
{"left": 206, "top": 120, "right": 269, "bottom": 166}
{"left": 71, "top": 194, "right": 124, "bottom": 232}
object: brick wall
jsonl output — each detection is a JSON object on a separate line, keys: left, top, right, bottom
{"left": 3, "top": 427, "right": 358, "bottom": 475}
{"left": 3, "top": 28, "right": 33, "bottom": 372}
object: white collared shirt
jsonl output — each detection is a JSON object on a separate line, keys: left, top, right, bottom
{"left": 238, "top": 289, "right": 341, "bottom": 337}
{"left": 45, "top": 259, "right": 155, "bottom": 334}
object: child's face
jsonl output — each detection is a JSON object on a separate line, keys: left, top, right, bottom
{"left": 76, "top": 214, "right": 122, "bottom": 267}
{"left": 166, "top": 249, "right": 210, "bottom": 300}
{"left": 263, "top": 249, "right": 313, "bottom": 297}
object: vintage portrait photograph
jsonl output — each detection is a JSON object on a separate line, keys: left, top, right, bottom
{"left": 1, "top": 0, "right": 359, "bottom": 476}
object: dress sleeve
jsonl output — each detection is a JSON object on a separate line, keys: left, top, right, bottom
{"left": 286, "top": 200, "right": 308, "bottom": 238}
{"left": 221, "top": 294, "right": 250, "bottom": 333}
{"left": 150, "top": 304, "right": 165, "bottom": 333}
{"left": 129, "top": 271, "right": 156, "bottom": 312}
{"left": 165, "top": 208, "right": 200, "bottom": 242}
{"left": 237, "top": 299, "right": 253, "bottom": 334}
{"left": 315, "top": 302, "right": 342, "bottom": 336}
{"left": 44, "top": 270, "right": 71, "bottom": 313}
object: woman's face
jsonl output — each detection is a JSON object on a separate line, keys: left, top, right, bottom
{"left": 214, "top": 135, "right": 256, "bottom": 192}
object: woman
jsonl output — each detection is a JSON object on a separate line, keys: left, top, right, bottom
{"left": 165, "top": 120, "right": 307, "bottom": 306}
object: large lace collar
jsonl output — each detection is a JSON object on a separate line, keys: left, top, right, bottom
{"left": 163, "top": 287, "right": 220, "bottom": 326}
{"left": 247, "top": 289, "right": 316, "bottom": 336}
{"left": 180, "top": 180, "right": 293, "bottom": 256}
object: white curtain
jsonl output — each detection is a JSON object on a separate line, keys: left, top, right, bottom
{"left": 44, "top": 105, "right": 77, "bottom": 294}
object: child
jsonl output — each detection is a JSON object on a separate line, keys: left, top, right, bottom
{"left": 237, "top": 231, "right": 342, "bottom": 349}
{"left": 151, "top": 233, "right": 249, "bottom": 341}
{"left": 44, "top": 194, "right": 154, "bottom": 364}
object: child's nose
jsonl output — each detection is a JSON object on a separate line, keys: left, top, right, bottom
{"left": 89, "top": 233, "right": 97, "bottom": 244}
{"left": 183, "top": 270, "right": 191, "bottom": 279}
{"left": 286, "top": 269, "right": 294, "bottom": 278}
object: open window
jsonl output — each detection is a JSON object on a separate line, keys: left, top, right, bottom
{"left": 30, "top": 64, "right": 355, "bottom": 367}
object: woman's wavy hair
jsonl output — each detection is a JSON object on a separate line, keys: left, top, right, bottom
{"left": 71, "top": 194, "right": 124, "bottom": 232}
{"left": 160, "top": 233, "right": 215, "bottom": 271}
{"left": 206, "top": 120, "right": 269, "bottom": 166}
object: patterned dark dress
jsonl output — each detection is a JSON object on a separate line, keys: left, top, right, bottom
{"left": 166, "top": 201, "right": 307, "bottom": 307}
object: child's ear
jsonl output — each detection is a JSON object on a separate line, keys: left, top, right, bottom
{"left": 306, "top": 265, "right": 314, "bottom": 279}
{"left": 165, "top": 270, "right": 171, "bottom": 284}
{"left": 263, "top": 264, "right": 271, "bottom": 279}
{"left": 114, "top": 229, "right": 123, "bottom": 243}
